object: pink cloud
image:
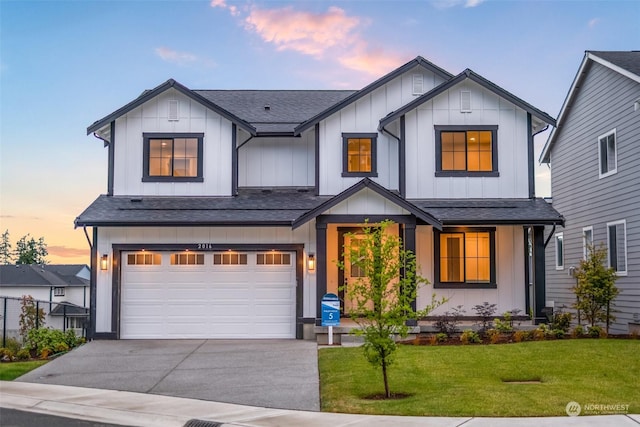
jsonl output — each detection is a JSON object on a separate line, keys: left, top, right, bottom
{"left": 48, "top": 245, "right": 88, "bottom": 258}
{"left": 244, "top": 6, "right": 360, "bottom": 57}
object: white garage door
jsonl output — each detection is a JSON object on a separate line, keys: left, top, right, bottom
{"left": 120, "top": 251, "right": 296, "bottom": 339}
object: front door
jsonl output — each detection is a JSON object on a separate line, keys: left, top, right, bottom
{"left": 337, "top": 228, "right": 370, "bottom": 314}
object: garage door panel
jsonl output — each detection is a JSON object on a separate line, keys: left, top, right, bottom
{"left": 121, "top": 251, "right": 296, "bottom": 339}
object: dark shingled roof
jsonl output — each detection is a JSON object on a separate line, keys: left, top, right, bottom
{"left": 0, "top": 265, "right": 90, "bottom": 288}
{"left": 50, "top": 302, "right": 89, "bottom": 317}
{"left": 74, "top": 190, "right": 333, "bottom": 227}
{"left": 409, "top": 198, "right": 564, "bottom": 226}
{"left": 195, "top": 90, "right": 355, "bottom": 134}
{"left": 75, "top": 190, "right": 563, "bottom": 227}
{"left": 589, "top": 51, "right": 640, "bottom": 77}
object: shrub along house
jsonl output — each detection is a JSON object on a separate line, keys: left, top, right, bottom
{"left": 76, "top": 56, "right": 563, "bottom": 340}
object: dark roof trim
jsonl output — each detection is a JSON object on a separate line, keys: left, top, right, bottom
{"left": 74, "top": 219, "right": 295, "bottom": 227}
{"left": 540, "top": 51, "right": 640, "bottom": 163}
{"left": 87, "top": 79, "right": 257, "bottom": 136}
{"left": 292, "top": 178, "right": 442, "bottom": 229}
{"left": 293, "top": 56, "right": 453, "bottom": 135}
{"left": 441, "top": 218, "right": 565, "bottom": 226}
{"left": 379, "top": 69, "right": 557, "bottom": 130}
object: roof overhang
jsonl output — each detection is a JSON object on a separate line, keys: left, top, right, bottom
{"left": 87, "top": 79, "right": 257, "bottom": 139}
{"left": 292, "top": 178, "right": 442, "bottom": 230}
{"left": 540, "top": 51, "right": 640, "bottom": 163}
{"left": 380, "top": 69, "right": 556, "bottom": 132}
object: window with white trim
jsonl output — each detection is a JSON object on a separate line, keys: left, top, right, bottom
{"left": 607, "top": 220, "right": 627, "bottom": 275}
{"left": 555, "top": 232, "right": 564, "bottom": 270}
{"left": 53, "top": 287, "right": 65, "bottom": 297}
{"left": 598, "top": 129, "right": 617, "bottom": 178}
{"left": 582, "top": 226, "right": 593, "bottom": 260}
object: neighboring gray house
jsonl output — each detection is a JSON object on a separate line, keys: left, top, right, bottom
{"left": 540, "top": 51, "right": 640, "bottom": 334}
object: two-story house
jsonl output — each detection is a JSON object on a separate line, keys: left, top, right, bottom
{"left": 540, "top": 51, "right": 640, "bottom": 334}
{"left": 76, "top": 56, "right": 563, "bottom": 340}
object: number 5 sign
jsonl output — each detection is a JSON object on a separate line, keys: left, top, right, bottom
{"left": 321, "top": 293, "right": 340, "bottom": 327}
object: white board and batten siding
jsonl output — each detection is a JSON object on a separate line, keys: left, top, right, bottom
{"left": 404, "top": 79, "right": 531, "bottom": 199}
{"left": 238, "top": 135, "right": 315, "bottom": 187}
{"left": 318, "top": 66, "right": 447, "bottom": 196}
{"left": 94, "top": 225, "right": 317, "bottom": 336}
{"left": 113, "top": 88, "right": 233, "bottom": 196}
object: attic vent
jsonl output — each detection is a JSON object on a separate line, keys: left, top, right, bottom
{"left": 264, "top": 104, "right": 271, "bottom": 111}
{"left": 412, "top": 74, "right": 424, "bottom": 95}
{"left": 460, "top": 90, "right": 471, "bottom": 113}
{"left": 168, "top": 100, "right": 179, "bottom": 121}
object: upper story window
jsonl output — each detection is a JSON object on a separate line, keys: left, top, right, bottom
{"left": 582, "top": 226, "right": 593, "bottom": 260}
{"left": 143, "top": 133, "right": 204, "bottom": 182}
{"left": 434, "top": 125, "right": 498, "bottom": 177}
{"left": 598, "top": 129, "right": 617, "bottom": 178}
{"left": 342, "top": 133, "right": 378, "bottom": 177}
{"left": 434, "top": 228, "right": 496, "bottom": 289}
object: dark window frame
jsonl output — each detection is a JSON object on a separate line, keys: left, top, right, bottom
{"left": 607, "top": 220, "right": 627, "bottom": 275}
{"left": 434, "top": 227, "right": 496, "bottom": 289}
{"left": 434, "top": 125, "right": 499, "bottom": 177}
{"left": 341, "top": 132, "right": 378, "bottom": 177}
{"left": 142, "top": 133, "right": 204, "bottom": 182}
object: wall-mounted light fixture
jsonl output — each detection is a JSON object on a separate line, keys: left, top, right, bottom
{"left": 100, "top": 254, "right": 109, "bottom": 271}
{"left": 308, "top": 254, "right": 315, "bottom": 271}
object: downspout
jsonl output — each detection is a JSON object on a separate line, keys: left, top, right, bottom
{"left": 82, "top": 226, "right": 93, "bottom": 251}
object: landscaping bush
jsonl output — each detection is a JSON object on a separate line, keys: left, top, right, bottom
{"left": 26, "top": 328, "right": 81, "bottom": 357}
{"left": 486, "top": 328, "right": 501, "bottom": 344}
{"left": 551, "top": 308, "right": 572, "bottom": 333}
{"left": 513, "top": 330, "right": 531, "bottom": 342}
{"left": 433, "top": 305, "right": 465, "bottom": 337}
{"left": 3, "top": 337, "right": 21, "bottom": 355}
{"left": 588, "top": 325, "right": 606, "bottom": 338}
{"left": 572, "top": 325, "right": 585, "bottom": 338}
{"left": 473, "top": 302, "right": 497, "bottom": 336}
{"left": 15, "top": 349, "right": 30, "bottom": 360}
{"left": 0, "top": 347, "right": 15, "bottom": 361}
{"left": 459, "top": 329, "right": 481, "bottom": 344}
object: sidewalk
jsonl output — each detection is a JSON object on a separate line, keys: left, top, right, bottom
{"left": 1, "top": 381, "right": 638, "bottom": 427}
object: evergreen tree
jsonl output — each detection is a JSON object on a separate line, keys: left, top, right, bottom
{"left": 15, "top": 234, "right": 48, "bottom": 265}
{"left": 0, "top": 229, "right": 12, "bottom": 264}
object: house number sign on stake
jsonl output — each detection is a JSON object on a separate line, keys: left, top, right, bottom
{"left": 321, "top": 293, "right": 340, "bottom": 345}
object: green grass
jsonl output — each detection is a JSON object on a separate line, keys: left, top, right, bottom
{"left": 0, "top": 360, "right": 47, "bottom": 381}
{"left": 319, "top": 339, "right": 640, "bottom": 416}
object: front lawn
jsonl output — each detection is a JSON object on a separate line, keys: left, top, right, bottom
{"left": 319, "top": 339, "right": 639, "bottom": 416}
{"left": 0, "top": 360, "right": 48, "bottom": 381}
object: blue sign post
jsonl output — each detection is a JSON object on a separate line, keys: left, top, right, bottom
{"left": 321, "top": 293, "right": 340, "bottom": 345}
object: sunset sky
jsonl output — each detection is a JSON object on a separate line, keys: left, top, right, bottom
{"left": 1, "top": 0, "right": 638, "bottom": 266}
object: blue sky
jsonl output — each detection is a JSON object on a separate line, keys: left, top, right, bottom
{"left": 1, "top": 0, "right": 638, "bottom": 264}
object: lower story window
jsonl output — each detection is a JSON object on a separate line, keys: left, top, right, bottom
{"left": 66, "top": 317, "right": 86, "bottom": 329}
{"left": 607, "top": 220, "right": 627, "bottom": 275}
{"left": 435, "top": 228, "right": 495, "bottom": 288}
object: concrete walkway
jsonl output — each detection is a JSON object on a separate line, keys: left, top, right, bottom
{"left": 1, "top": 381, "right": 638, "bottom": 427}
{"left": 16, "top": 340, "right": 319, "bottom": 411}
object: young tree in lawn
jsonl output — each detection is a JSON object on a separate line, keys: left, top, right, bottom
{"left": 573, "top": 244, "right": 619, "bottom": 333}
{"left": 0, "top": 229, "right": 12, "bottom": 264}
{"left": 338, "top": 220, "right": 445, "bottom": 398}
{"left": 15, "top": 234, "right": 48, "bottom": 265}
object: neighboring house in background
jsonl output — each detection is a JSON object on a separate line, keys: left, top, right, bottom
{"left": 540, "top": 51, "right": 640, "bottom": 334}
{"left": 0, "top": 264, "right": 90, "bottom": 337}
{"left": 76, "top": 56, "right": 563, "bottom": 340}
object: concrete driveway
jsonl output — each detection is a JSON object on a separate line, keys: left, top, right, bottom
{"left": 16, "top": 340, "right": 319, "bottom": 411}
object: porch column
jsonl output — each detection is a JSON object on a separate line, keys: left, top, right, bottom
{"left": 316, "top": 222, "right": 327, "bottom": 325}
{"left": 402, "top": 222, "right": 417, "bottom": 326}
{"left": 532, "top": 225, "right": 546, "bottom": 324}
